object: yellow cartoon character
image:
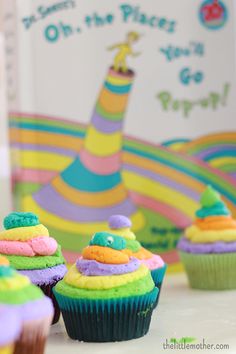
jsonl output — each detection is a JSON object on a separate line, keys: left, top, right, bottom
{"left": 108, "top": 31, "right": 141, "bottom": 73}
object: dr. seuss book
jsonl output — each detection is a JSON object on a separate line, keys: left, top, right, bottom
{"left": 4, "top": 0, "right": 236, "bottom": 270}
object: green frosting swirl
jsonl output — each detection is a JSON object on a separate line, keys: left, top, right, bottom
{"left": 1, "top": 246, "right": 65, "bottom": 270}
{"left": 200, "top": 185, "right": 221, "bottom": 208}
{"left": 126, "top": 239, "right": 141, "bottom": 252}
{"left": 54, "top": 272, "right": 154, "bottom": 300}
{"left": 4, "top": 212, "right": 39, "bottom": 230}
{"left": 0, "top": 283, "right": 43, "bottom": 304}
{"left": 196, "top": 186, "right": 230, "bottom": 218}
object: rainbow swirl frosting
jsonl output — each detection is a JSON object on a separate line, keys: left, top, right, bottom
{"left": 0, "top": 257, "right": 53, "bottom": 321}
{"left": 107, "top": 215, "right": 165, "bottom": 270}
{"left": 0, "top": 212, "right": 66, "bottom": 285}
{"left": 178, "top": 186, "right": 236, "bottom": 254}
{"left": 0, "top": 212, "right": 57, "bottom": 257}
{"left": 55, "top": 231, "right": 155, "bottom": 299}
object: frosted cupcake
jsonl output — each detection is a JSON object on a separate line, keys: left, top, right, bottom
{"left": 0, "top": 306, "right": 21, "bottom": 354}
{"left": 178, "top": 185, "right": 236, "bottom": 290}
{"left": 0, "top": 256, "right": 53, "bottom": 354}
{"left": 54, "top": 231, "right": 158, "bottom": 342}
{"left": 108, "top": 215, "right": 166, "bottom": 305}
{"left": 0, "top": 212, "right": 67, "bottom": 323}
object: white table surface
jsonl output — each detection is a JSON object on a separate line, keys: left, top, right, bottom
{"left": 46, "top": 273, "right": 236, "bottom": 354}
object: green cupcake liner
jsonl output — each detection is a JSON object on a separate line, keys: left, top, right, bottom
{"left": 151, "top": 264, "right": 167, "bottom": 285}
{"left": 151, "top": 264, "right": 167, "bottom": 308}
{"left": 179, "top": 251, "right": 236, "bottom": 290}
{"left": 53, "top": 287, "right": 158, "bottom": 342}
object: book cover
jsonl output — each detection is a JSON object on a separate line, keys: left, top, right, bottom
{"left": 4, "top": 0, "right": 236, "bottom": 269}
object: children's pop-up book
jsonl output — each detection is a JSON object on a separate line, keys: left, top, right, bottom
{"left": 4, "top": 0, "right": 236, "bottom": 269}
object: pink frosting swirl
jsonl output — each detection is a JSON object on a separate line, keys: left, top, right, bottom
{"left": 140, "top": 254, "right": 165, "bottom": 270}
{"left": 0, "top": 236, "right": 57, "bottom": 256}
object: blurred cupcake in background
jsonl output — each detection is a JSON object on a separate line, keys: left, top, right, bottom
{"left": 54, "top": 231, "right": 158, "bottom": 342}
{"left": 108, "top": 215, "right": 167, "bottom": 306}
{"left": 178, "top": 185, "right": 236, "bottom": 290}
{"left": 0, "top": 255, "right": 53, "bottom": 354}
{"left": 0, "top": 212, "right": 67, "bottom": 323}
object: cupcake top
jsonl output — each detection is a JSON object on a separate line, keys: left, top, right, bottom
{"left": 0, "top": 212, "right": 65, "bottom": 270}
{"left": 0, "top": 256, "right": 53, "bottom": 321}
{"left": 55, "top": 231, "right": 156, "bottom": 300}
{"left": 108, "top": 215, "right": 165, "bottom": 270}
{"left": 178, "top": 186, "right": 236, "bottom": 254}
{"left": 0, "top": 306, "right": 21, "bottom": 347}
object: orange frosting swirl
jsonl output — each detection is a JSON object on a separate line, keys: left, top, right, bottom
{"left": 82, "top": 245, "right": 129, "bottom": 264}
{"left": 196, "top": 216, "right": 236, "bottom": 231}
{"left": 122, "top": 247, "right": 153, "bottom": 260}
{"left": 0, "top": 256, "right": 9, "bottom": 266}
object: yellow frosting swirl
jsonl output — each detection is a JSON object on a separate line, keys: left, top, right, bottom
{"left": 0, "top": 345, "right": 14, "bottom": 354}
{"left": 107, "top": 227, "right": 136, "bottom": 240}
{"left": 64, "top": 263, "right": 148, "bottom": 290}
{"left": 0, "top": 272, "right": 30, "bottom": 291}
{"left": 185, "top": 225, "right": 236, "bottom": 243}
{"left": 0, "top": 224, "right": 49, "bottom": 241}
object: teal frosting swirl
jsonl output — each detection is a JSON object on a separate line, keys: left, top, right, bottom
{"left": 4, "top": 212, "right": 40, "bottom": 230}
{"left": 196, "top": 201, "right": 230, "bottom": 218}
{"left": 89, "top": 232, "right": 126, "bottom": 250}
{"left": 0, "top": 266, "right": 14, "bottom": 278}
{"left": 126, "top": 239, "right": 141, "bottom": 252}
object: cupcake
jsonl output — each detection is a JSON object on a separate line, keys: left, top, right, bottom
{"left": 178, "top": 185, "right": 236, "bottom": 290}
{"left": 0, "top": 256, "right": 53, "bottom": 354}
{"left": 108, "top": 215, "right": 167, "bottom": 306}
{"left": 0, "top": 306, "right": 21, "bottom": 354}
{"left": 54, "top": 231, "right": 158, "bottom": 342}
{"left": 0, "top": 212, "right": 67, "bottom": 323}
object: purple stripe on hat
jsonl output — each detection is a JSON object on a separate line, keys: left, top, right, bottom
{"left": 11, "top": 143, "right": 77, "bottom": 157}
{"left": 229, "top": 172, "right": 236, "bottom": 179}
{"left": 91, "top": 112, "right": 124, "bottom": 133}
{"left": 34, "top": 184, "right": 136, "bottom": 222}
{"left": 195, "top": 145, "right": 236, "bottom": 159}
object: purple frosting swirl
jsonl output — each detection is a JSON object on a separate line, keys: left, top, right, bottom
{"left": 0, "top": 306, "right": 21, "bottom": 346}
{"left": 15, "top": 296, "right": 54, "bottom": 321}
{"left": 76, "top": 257, "right": 140, "bottom": 276}
{"left": 178, "top": 237, "right": 236, "bottom": 254}
{"left": 108, "top": 215, "right": 132, "bottom": 229}
{"left": 19, "top": 264, "right": 67, "bottom": 286}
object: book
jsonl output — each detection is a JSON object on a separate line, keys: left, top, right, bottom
{"left": 3, "top": 0, "right": 236, "bottom": 269}
{"left": 0, "top": 32, "right": 11, "bottom": 218}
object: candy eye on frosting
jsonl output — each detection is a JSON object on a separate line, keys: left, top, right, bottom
{"left": 89, "top": 231, "right": 126, "bottom": 250}
{"left": 107, "top": 236, "right": 114, "bottom": 245}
